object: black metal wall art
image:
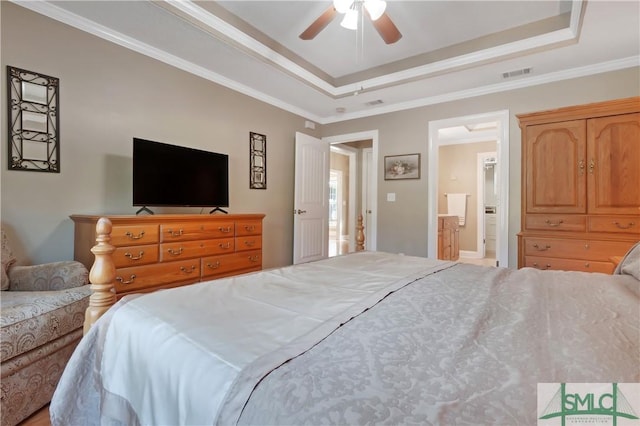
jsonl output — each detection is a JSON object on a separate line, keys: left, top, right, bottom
{"left": 250, "top": 132, "right": 266, "bottom": 189}
{"left": 7, "top": 66, "right": 60, "bottom": 172}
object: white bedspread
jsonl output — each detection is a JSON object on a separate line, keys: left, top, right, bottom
{"left": 52, "top": 252, "right": 452, "bottom": 425}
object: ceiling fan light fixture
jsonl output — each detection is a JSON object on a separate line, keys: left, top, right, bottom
{"left": 364, "top": 0, "right": 386, "bottom": 21}
{"left": 340, "top": 8, "right": 359, "bottom": 30}
{"left": 333, "top": 0, "right": 353, "bottom": 14}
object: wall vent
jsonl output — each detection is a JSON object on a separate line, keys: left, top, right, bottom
{"left": 366, "top": 99, "right": 384, "bottom": 106}
{"left": 502, "top": 67, "right": 532, "bottom": 79}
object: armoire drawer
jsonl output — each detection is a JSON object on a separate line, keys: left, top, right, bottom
{"left": 524, "top": 256, "right": 613, "bottom": 274}
{"left": 114, "top": 259, "right": 201, "bottom": 293}
{"left": 159, "top": 238, "right": 235, "bottom": 262}
{"left": 588, "top": 216, "right": 640, "bottom": 234}
{"left": 525, "top": 215, "right": 586, "bottom": 232}
{"left": 523, "top": 238, "right": 635, "bottom": 261}
{"left": 201, "top": 250, "right": 262, "bottom": 279}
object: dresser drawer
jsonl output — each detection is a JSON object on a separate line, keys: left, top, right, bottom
{"left": 111, "top": 224, "right": 159, "bottom": 246}
{"left": 524, "top": 256, "right": 613, "bottom": 274}
{"left": 525, "top": 215, "right": 586, "bottom": 232}
{"left": 160, "top": 221, "right": 235, "bottom": 242}
{"left": 236, "top": 220, "right": 263, "bottom": 236}
{"left": 113, "top": 244, "right": 159, "bottom": 268}
{"left": 160, "top": 238, "right": 235, "bottom": 262}
{"left": 523, "top": 238, "right": 633, "bottom": 261}
{"left": 588, "top": 216, "right": 640, "bottom": 234}
{"left": 201, "top": 250, "right": 262, "bottom": 279}
{"left": 114, "top": 260, "right": 201, "bottom": 293}
{"left": 236, "top": 235, "right": 262, "bottom": 252}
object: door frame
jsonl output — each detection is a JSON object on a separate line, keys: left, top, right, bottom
{"left": 323, "top": 130, "right": 379, "bottom": 251}
{"left": 427, "top": 111, "right": 509, "bottom": 267}
{"left": 361, "top": 147, "right": 374, "bottom": 248}
{"left": 330, "top": 145, "right": 357, "bottom": 251}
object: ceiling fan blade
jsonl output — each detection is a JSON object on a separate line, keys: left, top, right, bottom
{"left": 299, "top": 6, "right": 337, "bottom": 40}
{"left": 370, "top": 12, "right": 402, "bottom": 44}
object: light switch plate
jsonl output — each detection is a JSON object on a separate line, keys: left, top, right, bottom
{"left": 387, "top": 193, "right": 396, "bottom": 202}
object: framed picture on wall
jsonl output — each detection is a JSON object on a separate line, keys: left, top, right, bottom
{"left": 384, "top": 154, "right": 420, "bottom": 180}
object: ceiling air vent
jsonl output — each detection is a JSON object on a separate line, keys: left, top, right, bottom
{"left": 502, "top": 67, "right": 532, "bottom": 79}
{"left": 366, "top": 99, "right": 384, "bottom": 106}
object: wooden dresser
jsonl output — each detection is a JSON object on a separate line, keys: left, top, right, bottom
{"left": 438, "top": 215, "right": 460, "bottom": 261}
{"left": 71, "top": 214, "right": 264, "bottom": 297}
{"left": 517, "top": 97, "right": 640, "bottom": 273}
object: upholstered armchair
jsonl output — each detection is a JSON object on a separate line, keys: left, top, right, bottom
{"left": 1, "top": 229, "right": 91, "bottom": 425}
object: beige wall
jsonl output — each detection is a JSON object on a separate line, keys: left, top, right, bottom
{"left": 439, "top": 141, "right": 496, "bottom": 252}
{"left": 0, "top": 3, "right": 319, "bottom": 268}
{"left": 2, "top": 3, "right": 639, "bottom": 270}
{"left": 322, "top": 68, "right": 640, "bottom": 266}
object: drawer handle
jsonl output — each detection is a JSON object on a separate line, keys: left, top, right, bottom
{"left": 244, "top": 225, "right": 255, "bottom": 232}
{"left": 125, "top": 231, "right": 145, "bottom": 240}
{"left": 532, "top": 243, "right": 551, "bottom": 251}
{"left": 218, "top": 226, "right": 232, "bottom": 233}
{"left": 219, "top": 242, "right": 231, "bottom": 249}
{"left": 124, "top": 251, "right": 144, "bottom": 261}
{"left": 180, "top": 265, "right": 196, "bottom": 274}
{"left": 244, "top": 240, "right": 256, "bottom": 247}
{"left": 206, "top": 261, "right": 221, "bottom": 270}
{"left": 167, "top": 247, "right": 183, "bottom": 256}
{"left": 532, "top": 262, "right": 551, "bottom": 270}
{"left": 248, "top": 255, "right": 260, "bottom": 262}
{"left": 116, "top": 274, "right": 136, "bottom": 285}
{"left": 167, "top": 229, "right": 184, "bottom": 237}
{"left": 613, "top": 221, "right": 635, "bottom": 230}
{"left": 545, "top": 219, "right": 564, "bottom": 227}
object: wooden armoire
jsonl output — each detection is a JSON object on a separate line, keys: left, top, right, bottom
{"left": 517, "top": 97, "right": 640, "bottom": 273}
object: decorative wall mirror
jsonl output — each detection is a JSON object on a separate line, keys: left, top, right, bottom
{"left": 250, "top": 132, "right": 266, "bottom": 189}
{"left": 7, "top": 66, "right": 60, "bottom": 172}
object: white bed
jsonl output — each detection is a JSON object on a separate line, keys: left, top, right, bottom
{"left": 50, "top": 222, "right": 640, "bottom": 425}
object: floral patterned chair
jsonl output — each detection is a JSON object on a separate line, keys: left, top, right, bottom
{"left": 1, "top": 229, "right": 91, "bottom": 426}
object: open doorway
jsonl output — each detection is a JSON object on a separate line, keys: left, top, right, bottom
{"left": 324, "top": 131, "right": 378, "bottom": 255}
{"left": 427, "top": 111, "right": 509, "bottom": 267}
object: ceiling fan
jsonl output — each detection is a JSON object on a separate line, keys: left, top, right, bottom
{"left": 299, "top": 0, "right": 402, "bottom": 45}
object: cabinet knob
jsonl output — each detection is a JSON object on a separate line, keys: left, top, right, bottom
{"left": 180, "top": 265, "right": 196, "bottom": 274}
{"left": 124, "top": 251, "right": 144, "bottom": 261}
{"left": 167, "top": 247, "right": 183, "bottom": 256}
{"left": 613, "top": 221, "right": 635, "bottom": 230}
{"left": 167, "top": 229, "right": 184, "bottom": 237}
{"left": 116, "top": 274, "right": 136, "bottom": 285}
{"left": 545, "top": 219, "right": 564, "bottom": 227}
{"left": 125, "top": 230, "right": 145, "bottom": 240}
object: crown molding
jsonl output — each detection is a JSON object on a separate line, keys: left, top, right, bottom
{"left": 322, "top": 56, "right": 639, "bottom": 123}
{"left": 10, "top": 0, "right": 637, "bottom": 125}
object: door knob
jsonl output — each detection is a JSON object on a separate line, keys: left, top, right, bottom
{"left": 296, "top": 209, "right": 307, "bottom": 214}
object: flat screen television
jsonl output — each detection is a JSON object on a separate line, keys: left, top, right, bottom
{"left": 133, "top": 138, "right": 229, "bottom": 212}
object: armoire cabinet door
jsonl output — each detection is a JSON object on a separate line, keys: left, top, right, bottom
{"left": 587, "top": 113, "right": 640, "bottom": 215}
{"left": 525, "top": 120, "right": 587, "bottom": 214}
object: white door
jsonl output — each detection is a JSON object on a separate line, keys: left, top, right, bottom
{"left": 362, "top": 148, "right": 374, "bottom": 249}
{"left": 293, "top": 132, "right": 329, "bottom": 264}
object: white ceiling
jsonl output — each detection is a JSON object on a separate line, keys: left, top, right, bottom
{"left": 14, "top": 0, "right": 640, "bottom": 124}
